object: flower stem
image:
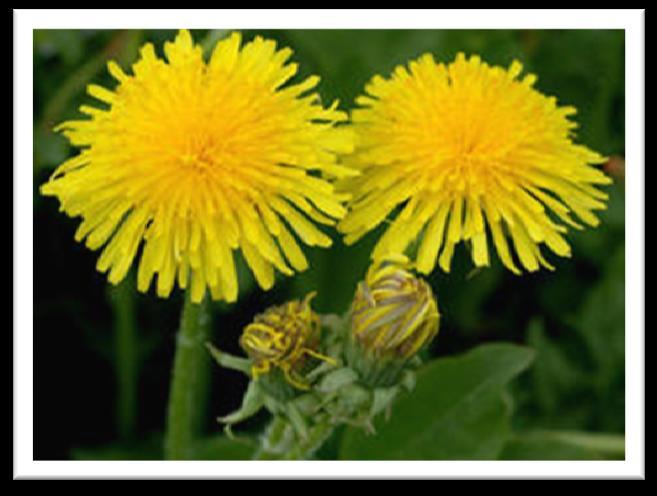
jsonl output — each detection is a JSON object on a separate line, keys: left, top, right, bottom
{"left": 254, "top": 416, "right": 336, "bottom": 460}
{"left": 287, "top": 421, "right": 336, "bottom": 460}
{"left": 164, "top": 291, "right": 212, "bottom": 460}
{"left": 110, "top": 278, "right": 138, "bottom": 441}
{"left": 252, "top": 416, "right": 289, "bottom": 460}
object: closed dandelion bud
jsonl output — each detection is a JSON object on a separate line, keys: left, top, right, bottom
{"left": 348, "top": 256, "right": 440, "bottom": 386}
{"left": 240, "top": 292, "right": 335, "bottom": 393}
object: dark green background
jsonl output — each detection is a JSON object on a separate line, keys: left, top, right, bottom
{"left": 34, "top": 29, "right": 625, "bottom": 460}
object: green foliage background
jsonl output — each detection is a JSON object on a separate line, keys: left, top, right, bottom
{"left": 33, "top": 29, "right": 625, "bottom": 460}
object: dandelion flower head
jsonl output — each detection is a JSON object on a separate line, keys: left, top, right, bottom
{"left": 41, "top": 30, "right": 354, "bottom": 303}
{"left": 338, "top": 53, "right": 611, "bottom": 274}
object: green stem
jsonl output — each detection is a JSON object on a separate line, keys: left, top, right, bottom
{"left": 110, "top": 278, "right": 138, "bottom": 441}
{"left": 254, "top": 416, "right": 336, "bottom": 460}
{"left": 201, "top": 29, "right": 230, "bottom": 55}
{"left": 287, "top": 421, "right": 336, "bottom": 460}
{"left": 253, "top": 416, "right": 290, "bottom": 460}
{"left": 164, "top": 291, "right": 212, "bottom": 460}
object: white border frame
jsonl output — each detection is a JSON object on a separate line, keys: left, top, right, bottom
{"left": 15, "top": 9, "right": 644, "bottom": 479}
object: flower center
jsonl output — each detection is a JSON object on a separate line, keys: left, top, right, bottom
{"left": 179, "top": 151, "right": 214, "bottom": 172}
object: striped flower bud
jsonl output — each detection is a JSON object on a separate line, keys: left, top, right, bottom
{"left": 240, "top": 292, "right": 335, "bottom": 390}
{"left": 349, "top": 256, "right": 440, "bottom": 385}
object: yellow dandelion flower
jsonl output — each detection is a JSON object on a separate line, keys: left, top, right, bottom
{"left": 41, "top": 30, "right": 354, "bottom": 303}
{"left": 338, "top": 53, "right": 611, "bottom": 275}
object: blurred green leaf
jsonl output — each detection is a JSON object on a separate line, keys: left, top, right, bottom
{"left": 501, "top": 430, "right": 624, "bottom": 460}
{"left": 515, "top": 246, "right": 625, "bottom": 433}
{"left": 525, "top": 319, "right": 585, "bottom": 414}
{"left": 340, "top": 343, "right": 534, "bottom": 460}
{"left": 34, "top": 30, "right": 85, "bottom": 65}
{"left": 502, "top": 437, "right": 596, "bottom": 460}
{"left": 33, "top": 125, "right": 70, "bottom": 172}
{"left": 191, "top": 436, "right": 255, "bottom": 460}
{"left": 572, "top": 246, "right": 624, "bottom": 374}
{"left": 527, "top": 30, "right": 624, "bottom": 155}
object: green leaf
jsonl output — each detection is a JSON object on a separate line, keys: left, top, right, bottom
{"left": 500, "top": 430, "right": 624, "bottom": 460}
{"left": 206, "top": 342, "right": 252, "bottom": 375}
{"left": 191, "top": 436, "right": 255, "bottom": 460}
{"left": 572, "top": 246, "right": 625, "bottom": 375}
{"left": 339, "top": 343, "right": 535, "bottom": 460}
{"left": 217, "top": 381, "right": 264, "bottom": 425}
{"left": 514, "top": 246, "right": 625, "bottom": 433}
{"left": 33, "top": 125, "right": 70, "bottom": 172}
{"left": 34, "top": 30, "right": 84, "bottom": 65}
{"left": 525, "top": 319, "right": 585, "bottom": 414}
